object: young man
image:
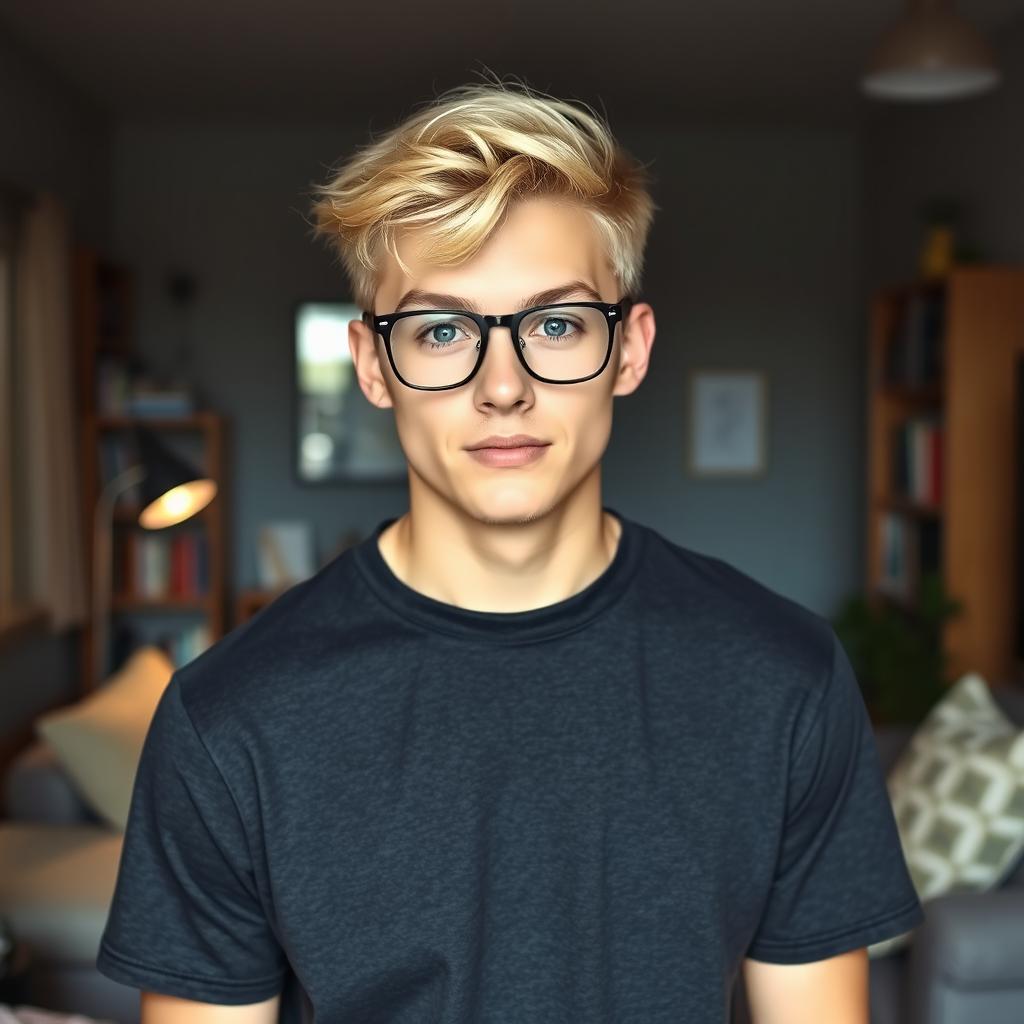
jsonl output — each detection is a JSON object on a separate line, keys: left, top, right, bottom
{"left": 96, "top": 81, "right": 924, "bottom": 1023}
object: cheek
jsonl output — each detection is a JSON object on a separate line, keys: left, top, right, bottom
{"left": 389, "top": 398, "right": 457, "bottom": 468}
{"left": 561, "top": 390, "right": 613, "bottom": 441}
{"left": 565, "top": 397, "right": 615, "bottom": 467}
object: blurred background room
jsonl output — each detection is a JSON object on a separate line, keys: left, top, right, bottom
{"left": 0, "top": 1, "right": 1023, "bottom": 1022}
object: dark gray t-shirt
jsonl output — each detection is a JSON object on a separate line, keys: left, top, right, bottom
{"left": 96, "top": 507, "right": 924, "bottom": 1022}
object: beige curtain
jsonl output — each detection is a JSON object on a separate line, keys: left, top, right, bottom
{"left": 15, "top": 191, "right": 87, "bottom": 630}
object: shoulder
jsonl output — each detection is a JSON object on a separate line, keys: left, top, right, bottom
{"left": 172, "top": 544, "right": 371, "bottom": 744}
{"left": 632, "top": 519, "right": 837, "bottom": 700}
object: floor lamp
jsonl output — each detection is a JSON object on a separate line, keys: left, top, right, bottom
{"left": 91, "top": 424, "right": 217, "bottom": 688}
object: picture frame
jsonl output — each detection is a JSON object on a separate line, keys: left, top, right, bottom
{"left": 687, "top": 370, "right": 768, "bottom": 477}
{"left": 256, "top": 520, "right": 316, "bottom": 589}
{"left": 292, "top": 300, "right": 407, "bottom": 484}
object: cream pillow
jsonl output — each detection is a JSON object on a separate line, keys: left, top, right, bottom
{"left": 868, "top": 671, "right": 1024, "bottom": 958}
{"left": 35, "top": 645, "right": 175, "bottom": 831}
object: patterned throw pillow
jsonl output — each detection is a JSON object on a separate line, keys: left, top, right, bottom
{"left": 868, "top": 672, "right": 1024, "bottom": 958}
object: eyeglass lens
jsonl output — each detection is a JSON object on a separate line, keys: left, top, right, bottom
{"left": 388, "top": 305, "right": 612, "bottom": 387}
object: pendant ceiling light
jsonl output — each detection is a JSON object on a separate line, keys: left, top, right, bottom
{"left": 863, "top": 0, "right": 1000, "bottom": 101}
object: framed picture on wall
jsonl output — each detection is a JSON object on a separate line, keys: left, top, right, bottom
{"left": 293, "top": 300, "right": 407, "bottom": 484}
{"left": 687, "top": 370, "right": 768, "bottom": 477}
{"left": 256, "top": 520, "right": 316, "bottom": 589}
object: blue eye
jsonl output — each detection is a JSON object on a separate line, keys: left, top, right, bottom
{"left": 542, "top": 318, "right": 570, "bottom": 337}
{"left": 427, "top": 323, "right": 459, "bottom": 345}
{"left": 413, "top": 321, "right": 470, "bottom": 349}
{"left": 532, "top": 315, "right": 583, "bottom": 341}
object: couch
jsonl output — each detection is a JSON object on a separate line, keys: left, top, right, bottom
{"left": 2, "top": 692, "right": 1023, "bottom": 1024}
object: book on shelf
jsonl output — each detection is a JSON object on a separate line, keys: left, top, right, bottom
{"left": 113, "top": 530, "right": 209, "bottom": 600}
{"left": 890, "top": 414, "right": 944, "bottom": 508}
{"left": 110, "top": 624, "right": 214, "bottom": 674}
{"left": 883, "top": 288, "right": 945, "bottom": 389}
{"left": 163, "top": 622, "right": 213, "bottom": 667}
{"left": 96, "top": 354, "right": 133, "bottom": 415}
{"left": 877, "top": 511, "right": 942, "bottom": 603}
{"left": 125, "top": 390, "right": 195, "bottom": 418}
{"left": 94, "top": 352, "right": 196, "bottom": 417}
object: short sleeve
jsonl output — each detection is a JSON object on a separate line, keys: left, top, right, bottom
{"left": 745, "top": 629, "right": 925, "bottom": 963}
{"left": 96, "top": 673, "right": 288, "bottom": 1003}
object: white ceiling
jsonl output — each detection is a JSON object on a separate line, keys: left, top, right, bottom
{"left": 1, "top": 0, "right": 1022, "bottom": 126}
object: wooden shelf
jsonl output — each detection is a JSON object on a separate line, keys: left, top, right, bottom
{"left": 111, "top": 594, "right": 213, "bottom": 612}
{"left": 95, "top": 412, "right": 220, "bottom": 432}
{"left": 876, "top": 383, "right": 944, "bottom": 405}
{"left": 75, "top": 245, "right": 232, "bottom": 693}
{"left": 0, "top": 604, "right": 51, "bottom": 653}
{"left": 876, "top": 495, "right": 943, "bottom": 519}
{"left": 881, "top": 278, "right": 946, "bottom": 299}
{"left": 866, "top": 265, "right": 1024, "bottom": 685}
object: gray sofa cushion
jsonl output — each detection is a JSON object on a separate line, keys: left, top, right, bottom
{"left": 908, "top": 887, "right": 1024, "bottom": 1022}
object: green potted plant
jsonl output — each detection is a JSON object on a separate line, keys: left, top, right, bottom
{"left": 832, "top": 571, "right": 964, "bottom": 725}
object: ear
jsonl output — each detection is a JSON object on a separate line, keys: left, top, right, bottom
{"left": 612, "top": 301, "right": 655, "bottom": 398}
{"left": 348, "top": 319, "right": 395, "bottom": 409}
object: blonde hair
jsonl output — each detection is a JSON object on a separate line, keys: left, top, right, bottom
{"left": 306, "top": 76, "right": 658, "bottom": 312}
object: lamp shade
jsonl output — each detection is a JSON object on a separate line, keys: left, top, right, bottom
{"left": 863, "top": 0, "right": 1000, "bottom": 101}
{"left": 134, "top": 425, "right": 217, "bottom": 528}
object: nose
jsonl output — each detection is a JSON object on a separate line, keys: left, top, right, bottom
{"left": 472, "top": 324, "right": 532, "bottom": 404}
{"left": 480, "top": 324, "right": 525, "bottom": 371}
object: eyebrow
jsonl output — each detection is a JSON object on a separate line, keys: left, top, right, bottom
{"left": 393, "top": 279, "right": 604, "bottom": 314}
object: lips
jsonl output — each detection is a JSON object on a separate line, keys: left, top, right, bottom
{"left": 466, "top": 435, "right": 550, "bottom": 451}
{"left": 467, "top": 443, "right": 550, "bottom": 467}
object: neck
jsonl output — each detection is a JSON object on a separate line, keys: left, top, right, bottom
{"left": 377, "top": 471, "right": 621, "bottom": 614}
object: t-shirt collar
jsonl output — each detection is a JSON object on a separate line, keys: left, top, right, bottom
{"left": 351, "top": 505, "right": 644, "bottom": 645}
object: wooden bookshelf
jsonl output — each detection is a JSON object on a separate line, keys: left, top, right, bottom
{"left": 74, "top": 245, "right": 231, "bottom": 693}
{"left": 80, "top": 411, "right": 230, "bottom": 693}
{"left": 866, "top": 265, "right": 1024, "bottom": 685}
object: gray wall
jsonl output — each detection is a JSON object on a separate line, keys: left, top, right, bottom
{"left": 112, "top": 120, "right": 865, "bottom": 618}
{"left": 0, "top": 26, "right": 110, "bottom": 727}
{"left": 0, "top": 28, "right": 109, "bottom": 246}
{"left": 620, "top": 127, "right": 864, "bottom": 616}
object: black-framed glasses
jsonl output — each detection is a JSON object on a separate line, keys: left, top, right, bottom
{"left": 361, "top": 296, "right": 634, "bottom": 391}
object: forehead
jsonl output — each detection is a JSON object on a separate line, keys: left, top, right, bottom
{"left": 375, "top": 196, "right": 616, "bottom": 311}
